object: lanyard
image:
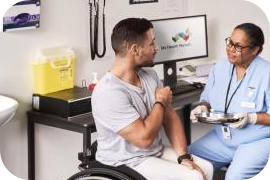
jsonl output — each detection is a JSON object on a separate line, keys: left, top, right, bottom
{"left": 224, "top": 65, "right": 246, "bottom": 114}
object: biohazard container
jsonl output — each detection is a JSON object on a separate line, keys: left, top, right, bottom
{"left": 32, "top": 46, "right": 75, "bottom": 94}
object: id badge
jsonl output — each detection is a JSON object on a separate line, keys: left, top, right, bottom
{"left": 221, "top": 126, "right": 231, "bottom": 140}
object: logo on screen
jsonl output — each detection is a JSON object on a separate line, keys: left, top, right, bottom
{"left": 172, "top": 29, "right": 191, "bottom": 42}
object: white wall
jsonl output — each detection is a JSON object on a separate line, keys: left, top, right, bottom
{"left": 187, "top": 0, "right": 270, "bottom": 63}
{"left": 0, "top": 0, "right": 269, "bottom": 179}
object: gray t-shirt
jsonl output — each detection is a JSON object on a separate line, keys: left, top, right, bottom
{"left": 91, "top": 68, "right": 163, "bottom": 167}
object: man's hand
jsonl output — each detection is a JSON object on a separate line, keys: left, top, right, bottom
{"left": 155, "top": 86, "right": 172, "bottom": 107}
{"left": 181, "top": 159, "right": 207, "bottom": 180}
{"left": 190, "top": 105, "right": 209, "bottom": 123}
{"left": 229, "top": 113, "right": 257, "bottom": 129}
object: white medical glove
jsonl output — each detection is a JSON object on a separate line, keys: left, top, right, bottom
{"left": 190, "top": 105, "right": 209, "bottom": 123}
{"left": 229, "top": 113, "right": 257, "bottom": 129}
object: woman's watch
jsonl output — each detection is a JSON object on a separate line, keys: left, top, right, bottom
{"left": 177, "top": 153, "right": 193, "bottom": 164}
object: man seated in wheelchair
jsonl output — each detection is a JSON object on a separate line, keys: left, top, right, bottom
{"left": 91, "top": 17, "right": 213, "bottom": 180}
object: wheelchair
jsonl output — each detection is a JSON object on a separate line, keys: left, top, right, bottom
{"left": 67, "top": 137, "right": 147, "bottom": 180}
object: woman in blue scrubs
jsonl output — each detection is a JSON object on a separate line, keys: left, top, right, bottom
{"left": 188, "top": 23, "right": 270, "bottom": 180}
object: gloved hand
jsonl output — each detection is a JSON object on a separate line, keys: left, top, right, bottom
{"left": 190, "top": 105, "right": 209, "bottom": 123}
{"left": 229, "top": 113, "right": 257, "bottom": 129}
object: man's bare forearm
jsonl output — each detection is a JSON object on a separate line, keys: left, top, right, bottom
{"left": 163, "top": 107, "right": 187, "bottom": 155}
{"left": 142, "top": 103, "right": 165, "bottom": 141}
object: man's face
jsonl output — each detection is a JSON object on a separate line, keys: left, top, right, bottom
{"left": 136, "top": 29, "right": 158, "bottom": 67}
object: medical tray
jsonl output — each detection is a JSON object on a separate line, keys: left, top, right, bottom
{"left": 196, "top": 113, "right": 240, "bottom": 124}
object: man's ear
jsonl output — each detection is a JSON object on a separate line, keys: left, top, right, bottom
{"left": 130, "top": 44, "right": 140, "bottom": 56}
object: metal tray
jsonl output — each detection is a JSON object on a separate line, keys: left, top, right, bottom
{"left": 195, "top": 113, "right": 241, "bottom": 124}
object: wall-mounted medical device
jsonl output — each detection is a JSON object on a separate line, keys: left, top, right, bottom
{"left": 88, "top": 0, "right": 106, "bottom": 60}
{"left": 3, "top": 0, "right": 40, "bottom": 32}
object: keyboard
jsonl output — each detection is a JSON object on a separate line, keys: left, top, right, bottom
{"left": 171, "top": 84, "right": 197, "bottom": 95}
{"left": 170, "top": 80, "right": 204, "bottom": 95}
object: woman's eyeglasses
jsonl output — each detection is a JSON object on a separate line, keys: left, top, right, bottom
{"left": 225, "top": 37, "right": 250, "bottom": 52}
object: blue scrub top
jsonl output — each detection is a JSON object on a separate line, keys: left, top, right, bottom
{"left": 200, "top": 56, "right": 270, "bottom": 147}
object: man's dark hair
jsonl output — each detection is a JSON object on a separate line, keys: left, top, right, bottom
{"left": 235, "top": 23, "right": 264, "bottom": 55}
{"left": 111, "top": 18, "right": 153, "bottom": 56}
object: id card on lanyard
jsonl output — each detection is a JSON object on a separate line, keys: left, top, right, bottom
{"left": 222, "top": 65, "right": 245, "bottom": 140}
{"left": 221, "top": 125, "right": 231, "bottom": 139}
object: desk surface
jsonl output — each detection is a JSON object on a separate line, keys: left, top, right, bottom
{"left": 28, "top": 88, "right": 202, "bottom": 121}
{"left": 27, "top": 111, "right": 95, "bottom": 133}
{"left": 28, "top": 88, "right": 203, "bottom": 121}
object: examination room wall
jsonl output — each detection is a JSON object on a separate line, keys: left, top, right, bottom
{"left": 0, "top": 0, "right": 269, "bottom": 179}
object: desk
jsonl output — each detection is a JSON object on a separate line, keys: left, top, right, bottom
{"left": 27, "top": 89, "right": 202, "bottom": 180}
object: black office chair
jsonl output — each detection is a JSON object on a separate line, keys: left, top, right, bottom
{"left": 67, "top": 141, "right": 147, "bottom": 180}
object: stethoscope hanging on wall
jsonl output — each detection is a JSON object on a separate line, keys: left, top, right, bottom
{"left": 89, "top": 0, "right": 106, "bottom": 60}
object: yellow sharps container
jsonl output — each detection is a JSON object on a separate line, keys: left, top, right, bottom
{"left": 32, "top": 46, "right": 75, "bottom": 94}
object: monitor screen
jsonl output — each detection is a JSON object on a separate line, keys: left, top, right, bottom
{"left": 151, "top": 15, "right": 208, "bottom": 87}
{"left": 152, "top": 15, "right": 208, "bottom": 64}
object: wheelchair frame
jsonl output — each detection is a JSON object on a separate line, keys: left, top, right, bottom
{"left": 67, "top": 135, "right": 147, "bottom": 180}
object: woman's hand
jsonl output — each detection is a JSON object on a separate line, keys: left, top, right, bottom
{"left": 229, "top": 113, "right": 257, "bottom": 129}
{"left": 190, "top": 105, "right": 209, "bottom": 123}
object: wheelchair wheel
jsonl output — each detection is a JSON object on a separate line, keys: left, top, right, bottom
{"left": 67, "top": 167, "right": 134, "bottom": 180}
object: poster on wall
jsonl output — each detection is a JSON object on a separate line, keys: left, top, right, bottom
{"left": 163, "top": 0, "right": 183, "bottom": 13}
{"left": 2, "top": 0, "right": 40, "bottom": 32}
{"left": 129, "top": 0, "right": 158, "bottom": 5}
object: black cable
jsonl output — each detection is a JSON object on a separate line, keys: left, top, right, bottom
{"left": 89, "top": 0, "right": 106, "bottom": 60}
{"left": 93, "top": 3, "right": 99, "bottom": 58}
{"left": 95, "top": 11, "right": 106, "bottom": 58}
{"left": 89, "top": 1, "right": 95, "bottom": 60}
{"left": 224, "top": 65, "right": 246, "bottom": 114}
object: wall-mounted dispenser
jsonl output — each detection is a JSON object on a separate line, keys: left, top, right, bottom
{"left": 2, "top": 0, "right": 40, "bottom": 32}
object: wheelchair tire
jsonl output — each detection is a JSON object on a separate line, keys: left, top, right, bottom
{"left": 67, "top": 167, "right": 135, "bottom": 180}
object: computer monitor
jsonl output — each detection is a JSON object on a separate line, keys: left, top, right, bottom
{"left": 151, "top": 15, "right": 208, "bottom": 87}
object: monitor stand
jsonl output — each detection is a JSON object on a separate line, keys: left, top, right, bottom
{"left": 163, "top": 62, "right": 199, "bottom": 95}
{"left": 163, "top": 61, "right": 177, "bottom": 88}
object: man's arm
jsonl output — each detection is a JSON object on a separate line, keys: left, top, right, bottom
{"left": 118, "top": 86, "right": 172, "bottom": 149}
{"left": 163, "top": 106, "right": 207, "bottom": 180}
{"left": 163, "top": 106, "right": 187, "bottom": 156}
{"left": 118, "top": 103, "right": 165, "bottom": 149}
